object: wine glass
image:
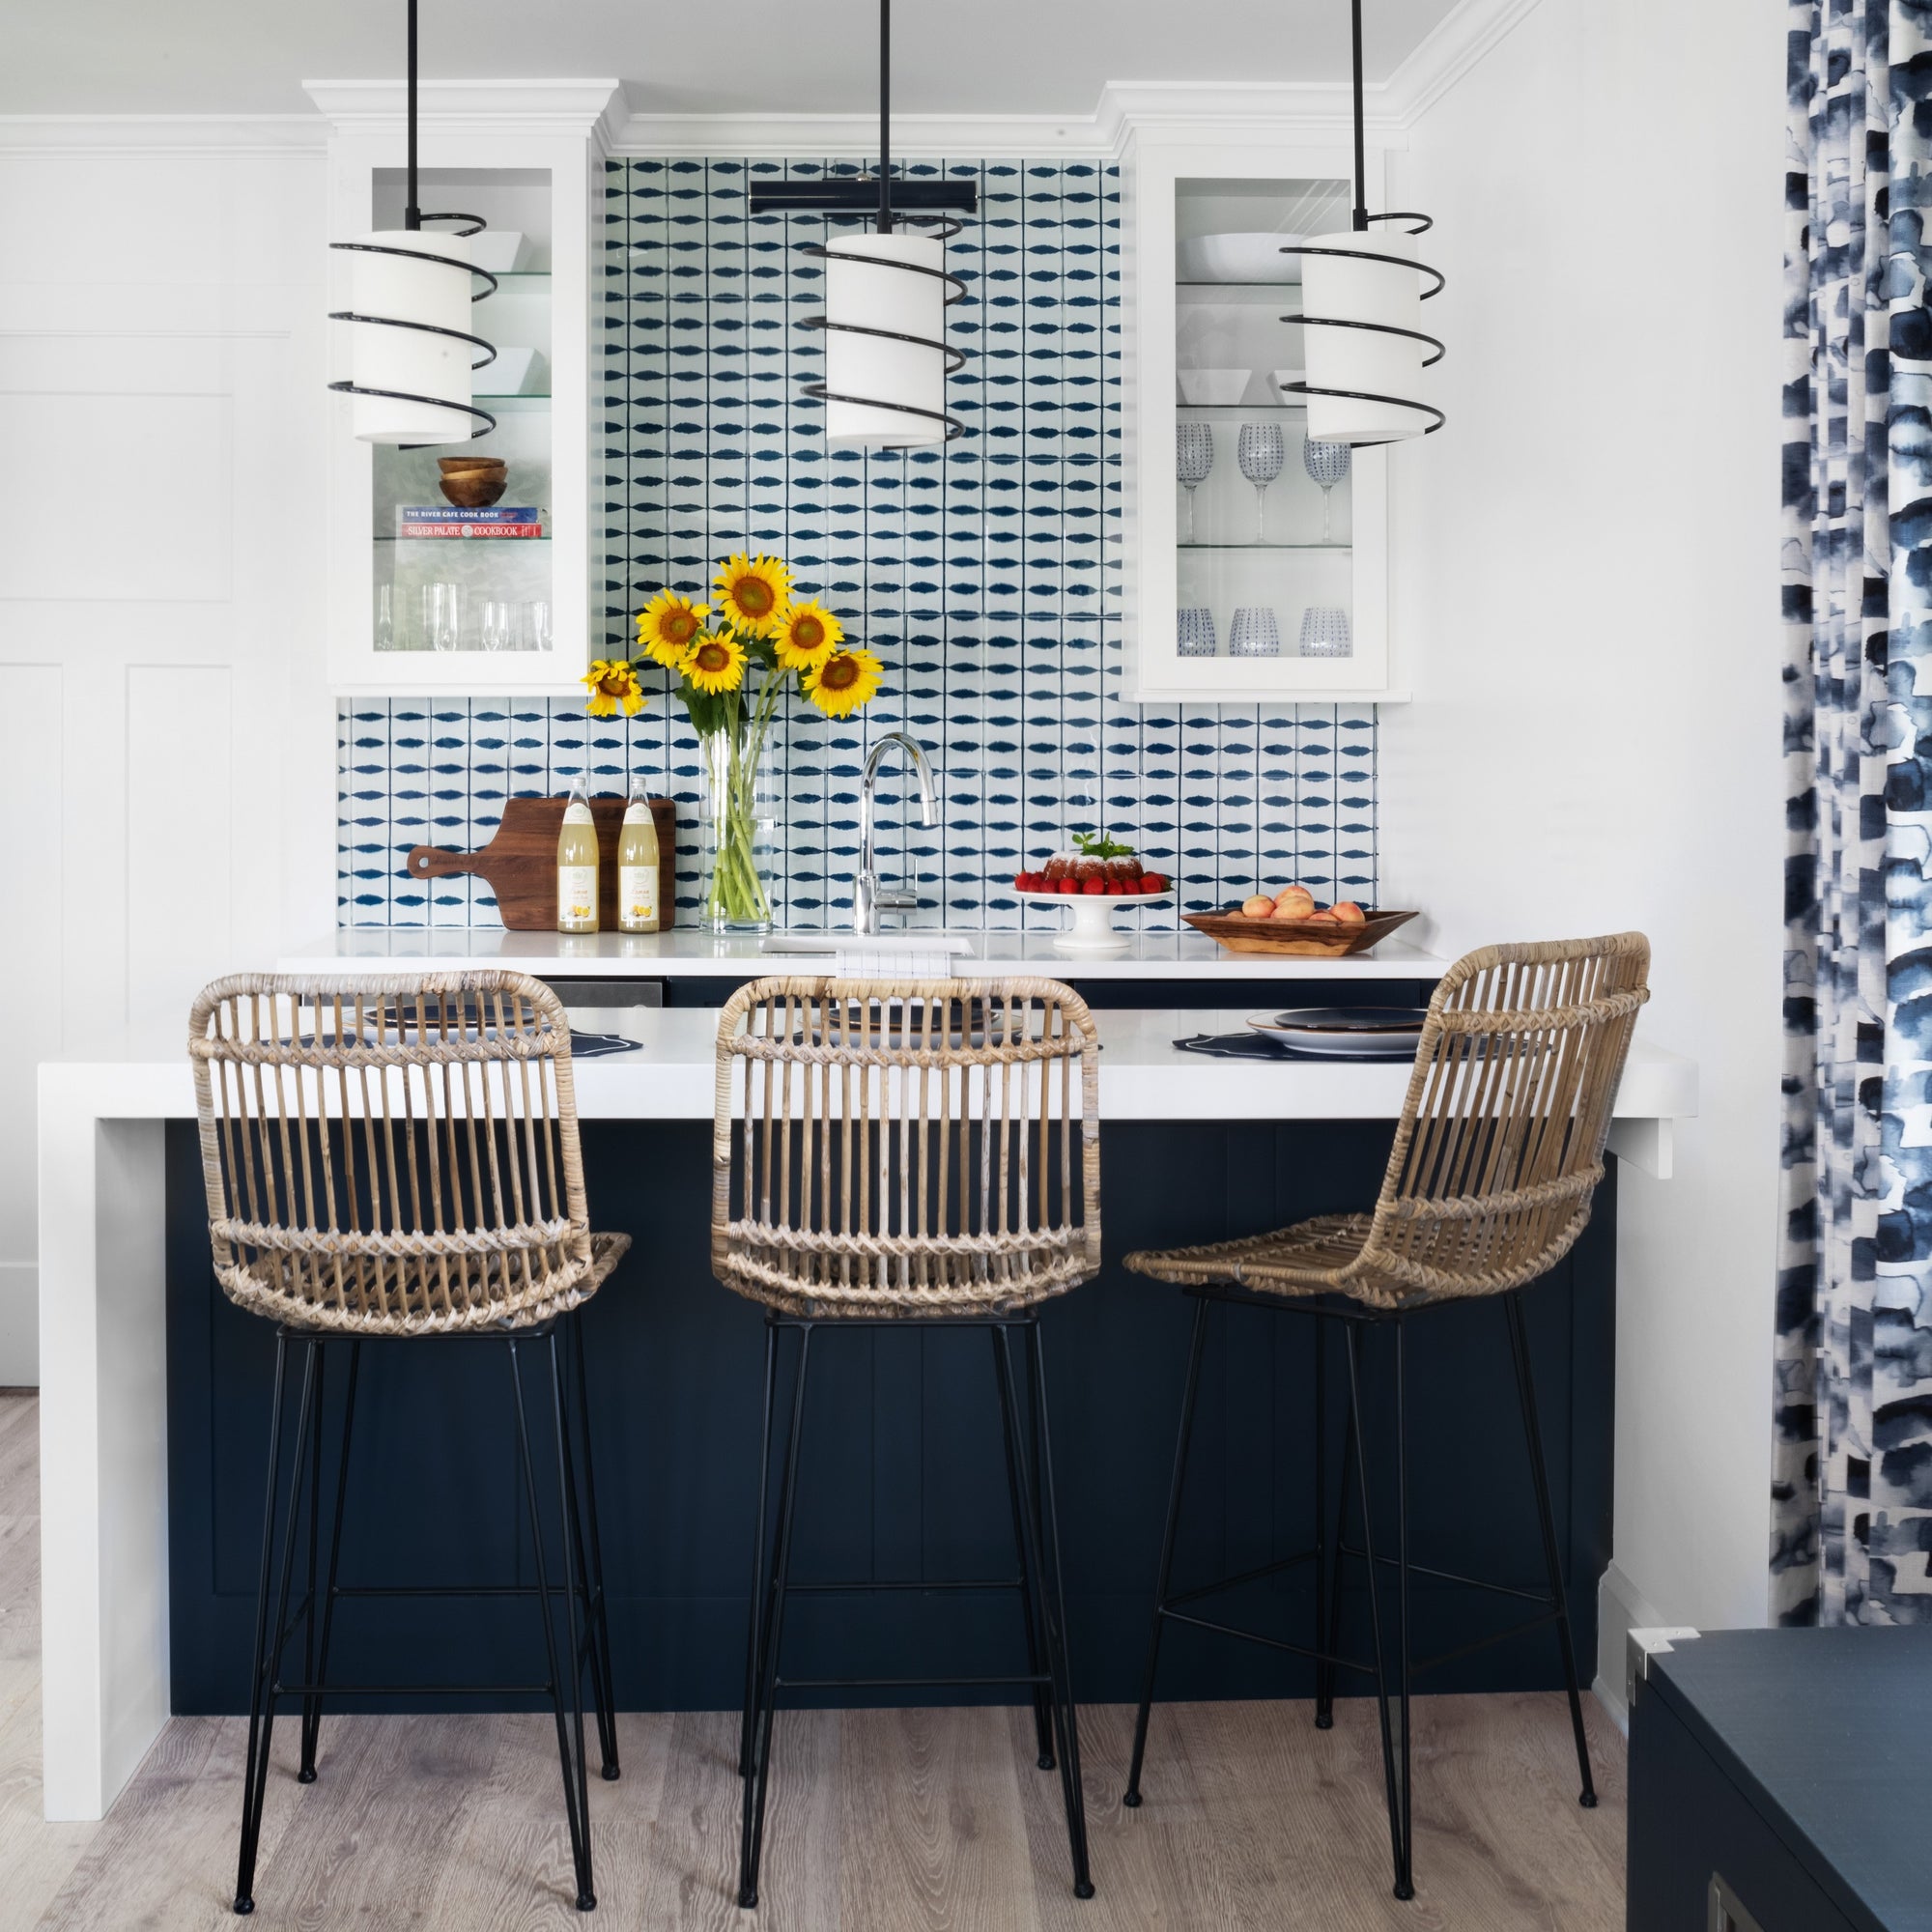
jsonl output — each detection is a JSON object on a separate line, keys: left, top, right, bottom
{"left": 481, "top": 600, "right": 513, "bottom": 653}
{"left": 422, "top": 581, "right": 462, "bottom": 652}
{"left": 1302, "top": 438, "right": 1351, "bottom": 542}
{"left": 1236, "top": 421, "right": 1286, "bottom": 542}
{"left": 1178, "top": 608, "right": 1217, "bottom": 657}
{"left": 373, "top": 582, "right": 395, "bottom": 652}
{"left": 1229, "top": 607, "right": 1281, "bottom": 658}
{"left": 1298, "top": 606, "right": 1351, "bottom": 658}
{"left": 1177, "top": 422, "right": 1214, "bottom": 542}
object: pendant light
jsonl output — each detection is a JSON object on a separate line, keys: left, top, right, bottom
{"left": 1281, "top": 0, "right": 1444, "bottom": 443}
{"left": 327, "top": 0, "right": 497, "bottom": 444}
{"left": 747, "top": 0, "right": 976, "bottom": 447}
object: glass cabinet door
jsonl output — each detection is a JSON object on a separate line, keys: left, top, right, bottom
{"left": 1122, "top": 134, "right": 1394, "bottom": 701}
{"left": 368, "top": 167, "right": 557, "bottom": 664}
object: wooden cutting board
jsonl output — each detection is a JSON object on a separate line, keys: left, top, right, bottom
{"left": 407, "top": 795, "right": 677, "bottom": 932}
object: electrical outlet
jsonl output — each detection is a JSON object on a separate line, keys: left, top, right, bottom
{"left": 1626, "top": 1624, "right": 1701, "bottom": 1709}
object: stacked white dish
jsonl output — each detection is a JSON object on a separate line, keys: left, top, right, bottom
{"left": 1245, "top": 1007, "right": 1427, "bottom": 1058}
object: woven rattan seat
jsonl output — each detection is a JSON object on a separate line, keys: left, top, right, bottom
{"left": 187, "top": 969, "right": 627, "bottom": 1915}
{"left": 711, "top": 976, "right": 1101, "bottom": 1320}
{"left": 189, "top": 972, "right": 630, "bottom": 1336}
{"left": 1125, "top": 934, "right": 1650, "bottom": 1310}
{"left": 1120, "top": 933, "right": 1652, "bottom": 1903}
{"left": 716, "top": 976, "right": 1102, "bottom": 1907}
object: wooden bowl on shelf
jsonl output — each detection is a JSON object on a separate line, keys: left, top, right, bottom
{"left": 438, "top": 456, "right": 508, "bottom": 508}
{"left": 1183, "top": 907, "right": 1418, "bottom": 957}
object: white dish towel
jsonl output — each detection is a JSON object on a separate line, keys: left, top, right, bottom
{"left": 832, "top": 948, "right": 960, "bottom": 980}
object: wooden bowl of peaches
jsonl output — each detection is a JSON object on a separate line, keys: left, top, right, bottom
{"left": 1184, "top": 885, "right": 1418, "bottom": 957}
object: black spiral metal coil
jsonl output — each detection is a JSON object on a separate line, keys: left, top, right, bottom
{"left": 1276, "top": 213, "right": 1446, "bottom": 442}
{"left": 327, "top": 213, "right": 499, "bottom": 444}
{"left": 799, "top": 217, "right": 969, "bottom": 445}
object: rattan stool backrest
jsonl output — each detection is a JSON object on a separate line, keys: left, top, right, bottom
{"left": 711, "top": 977, "right": 1102, "bottom": 1317}
{"left": 188, "top": 972, "right": 596, "bottom": 1335}
{"left": 1352, "top": 932, "right": 1651, "bottom": 1303}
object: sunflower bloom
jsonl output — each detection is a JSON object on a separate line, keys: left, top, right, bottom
{"left": 774, "top": 599, "right": 844, "bottom": 672}
{"left": 712, "top": 552, "right": 792, "bottom": 635}
{"left": 803, "top": 647, "right": 884, "bottom": 719}
{"left": 684, "top": 631, "right": 748, "bottom": 695}
{"left": 582, "top": 659, "right": 646, "bottom": 719}
{"left": 636, "top": 591, "right": 710, "bottom": 670}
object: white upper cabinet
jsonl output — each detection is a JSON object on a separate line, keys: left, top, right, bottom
{"left": 1119, "top": 122, "right": 1401, "bottom": 702}
{"left": 310, "top": 83, "right": 619, "bottom": 695}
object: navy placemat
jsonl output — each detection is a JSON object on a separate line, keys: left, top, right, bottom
{"left": 1175, "top": 1031, "right": 1414, "bottom": 1062}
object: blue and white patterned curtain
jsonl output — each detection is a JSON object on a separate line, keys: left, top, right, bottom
{"left": 1776, "top": 0, "right": 1932, "bottom": 1625}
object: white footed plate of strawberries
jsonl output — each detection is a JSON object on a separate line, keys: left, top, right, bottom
{"left": 1013, "top": 833, "right": 1174, "bottom": 956}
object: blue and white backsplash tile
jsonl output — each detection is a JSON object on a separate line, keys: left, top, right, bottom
{"left": 336, "top": 156, "right": 1378, "bottom": 929}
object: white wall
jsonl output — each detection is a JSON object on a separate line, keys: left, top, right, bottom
{"left": 0, "top": 129, "right": 338, "bottom": 1382}
{"left": 1381, "top": 0, "right": 1789, "bottom": 1686}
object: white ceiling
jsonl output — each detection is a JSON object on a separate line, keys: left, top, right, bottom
{"left": 2, "top": 0, "right": 1463, "bottom": 117}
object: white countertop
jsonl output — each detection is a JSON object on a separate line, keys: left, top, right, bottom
{"left": 282, "top": 926, "right": 1452, "bottom": 981}
{"left": 41, "top": 1005, "right": 1696, "bottom": 1129}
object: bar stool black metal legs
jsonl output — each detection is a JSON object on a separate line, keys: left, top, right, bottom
{"left": 736, "top": 1313, "right": 1094, "bottom": 1911}
{"left": 1121, "top": 1286, "right": 1597, "bottom": 1901}
{"left": 231, "top": 1316, "right": 616, "bottom": 1917}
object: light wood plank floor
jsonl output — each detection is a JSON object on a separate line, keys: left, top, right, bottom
{"left": 0, "top": 1394, "right": 1627, "bottom": 1929}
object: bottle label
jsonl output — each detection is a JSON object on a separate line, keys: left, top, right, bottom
{"left": 619, "top": 864, "right": 657, "bottom": 930}
{"left": 557, "top": 865, "right": 598, "bottom": 930}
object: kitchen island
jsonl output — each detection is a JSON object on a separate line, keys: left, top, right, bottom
{"left": 37, "top": 935, "right": 1695, "bottom": 1819}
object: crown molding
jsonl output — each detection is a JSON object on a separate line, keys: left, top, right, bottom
{"left": 0, "top": 2, "right": 1539, "bottom": 163}
{"left": 302, "top": 79, "right": 627, "bottom": 150}
{"left": 0, "top": 114, "right": 324, "bottom": 156}
{"left": 611, "top": 110, "right": 1118, "bottom": 158}
{"left": 1379, "top": 0, "right": 1546, "bottom": 124}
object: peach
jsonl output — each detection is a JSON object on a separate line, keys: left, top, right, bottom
{"left": 1240, "top": 895, "right": 1276, "bottom": 918}
{"left": 1303, "top": 908, "right": 1340, "bottom": 923}
{"left": 1330, "top": 901, "right": 1366, "bottom": 924}
{"left": 1273, "top": 885, "right": 1316, "bottom": 908}
{"left": 1270, "top": 897, "right": 1316, "bottom": 921}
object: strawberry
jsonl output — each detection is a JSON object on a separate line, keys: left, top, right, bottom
{"left": 1082, "top": 877, "right": 1107, "bottom": 895}
{"left": 1140, "top": 873, "right": 1168, "bottom": 894}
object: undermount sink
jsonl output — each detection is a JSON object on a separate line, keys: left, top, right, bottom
{"left": 760, "top": 931, "right": 976, "bottom": 955}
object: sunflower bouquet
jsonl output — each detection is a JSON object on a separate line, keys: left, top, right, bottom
{"left": 584, "top": 552, "right": 884, "bottom": 931}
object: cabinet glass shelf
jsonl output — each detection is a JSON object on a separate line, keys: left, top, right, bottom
{"left": 1179, "top": 542, "right": 1350, "bottom": 553}
{"left": 374, "top": 535, "right": 553, "bottom": 546}
{"left": 1177, "top": 402, "right": 1308, "bottom": 413}
{"left": 471, "top": 392, "right": 553, "bottom": 409}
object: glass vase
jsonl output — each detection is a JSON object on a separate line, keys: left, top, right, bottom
{"left": 700, "top": 724, "right": 778, "bottom": 934}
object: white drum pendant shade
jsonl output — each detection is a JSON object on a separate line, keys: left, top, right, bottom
{"left": 341, "top": 230, "right": 477, "bottom": 444}
{"left": 823, "top": 232, "right": 949, "bottom": 450}
{"left": 1300, "top": 227, "right": 1433, "bottom": 445}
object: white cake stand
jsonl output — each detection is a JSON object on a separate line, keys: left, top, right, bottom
{"left": 1015, "top": 887, "right": 1174, "bottom": 956}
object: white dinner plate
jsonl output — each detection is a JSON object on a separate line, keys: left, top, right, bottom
{"left": 1246, "top": 1006, "right": 1428, "bottom": 1058}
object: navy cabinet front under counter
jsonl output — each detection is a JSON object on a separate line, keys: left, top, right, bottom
{"left": 163, "top": 1117, "right": 1615, "bottom": 1717}
{"left": 1628, "top": 1628, "right": 1932, "bottom": 1932}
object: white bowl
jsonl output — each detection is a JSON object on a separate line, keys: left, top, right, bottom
{"left": 1177, "top": 368, "right": 1250, "bottom": 407}
{"left": 1177, "top": 232, "right": 1304, "bottom": 284}
{"left": 1271, "top": 368, "right": 1308, "bottom": 402}
{"left": 470, "top": 230, "right": 530, "bottom": 273}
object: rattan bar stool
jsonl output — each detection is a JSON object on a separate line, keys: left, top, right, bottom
{"left": 714, "top": 976, "right": 1103, "bottom": 1909}
{"left": 188, "top": 972, "right": 630, "bottom": 1916}
{"left": 1119, "top": 934, "right": 1650, "bottom": 1902}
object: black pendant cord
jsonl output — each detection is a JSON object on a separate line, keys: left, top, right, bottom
{"left": 1350, "top": 0, "right": 1367, "bottom": 233}
{"left": 406, "top": 0, "right": 420, "bottom": 230}
{"left": 877, "top": 0, "right": 893, "bottom": 236}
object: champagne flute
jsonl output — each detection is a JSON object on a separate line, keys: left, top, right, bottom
{"left": 1236, "top": 421, "right": 1286, "bottom": 543}
{"left": 1177, "top": 422, "right": 1214, "bottom": 543}
{"left": 1301, "top": 437, "right": 1351, "bottom": 543}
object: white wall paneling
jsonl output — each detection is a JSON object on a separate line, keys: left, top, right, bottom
{"left": 0, "top": 145, "right": 338, "bottom": 1383}
{"left": 1378, "top": 0, "right": 1787, "bottom": 1670}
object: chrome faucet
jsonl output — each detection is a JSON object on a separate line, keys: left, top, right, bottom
{"left": 852, "top": 732, "right": 940, "bottom": 934}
